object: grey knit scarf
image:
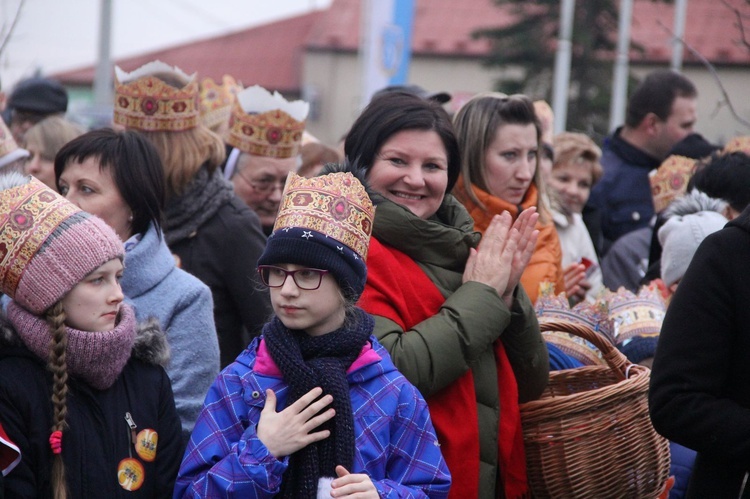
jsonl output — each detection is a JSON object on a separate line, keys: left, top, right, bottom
{"left": 164, "top": 165, "right": 235, "bottom": 245}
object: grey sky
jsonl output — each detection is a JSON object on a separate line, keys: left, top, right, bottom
{"left": 1, "top": 0, "right": 332, "bottom": 89}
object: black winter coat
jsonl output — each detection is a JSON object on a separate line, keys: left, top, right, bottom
{"left": 170, "top": 196, "right": 271, "bottom": 368}
{"left": 649, "top": 209, "right": 750, "bottom": 498}
{"left": 0, "top": 320, "right": 182, "bottom": 498}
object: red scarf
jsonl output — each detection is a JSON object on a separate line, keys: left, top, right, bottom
{"left": 359, "top": 237, "right": 528, "bottom": 498}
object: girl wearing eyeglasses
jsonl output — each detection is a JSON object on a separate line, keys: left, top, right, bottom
{"left": 175, "top": 171, "right": 450, "bottom": 498}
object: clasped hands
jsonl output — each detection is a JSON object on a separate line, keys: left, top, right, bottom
{"left": 463, "top": 207, "right": 539, "bottom": 307}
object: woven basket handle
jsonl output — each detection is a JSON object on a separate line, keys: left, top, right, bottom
{"left": 540, "top": 319, "right": 631, "bottom": 381}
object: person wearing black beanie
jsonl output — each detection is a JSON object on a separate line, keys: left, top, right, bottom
{"left": 176, "top": 170, "right": 451, "bottom": 498}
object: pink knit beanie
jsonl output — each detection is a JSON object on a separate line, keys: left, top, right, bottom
{"left": 0, "top": 173, "right": 123, "bottom": 314}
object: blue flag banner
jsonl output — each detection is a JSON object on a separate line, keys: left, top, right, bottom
{"left": 360, "top": 0, "right": 416, "bottom": 107}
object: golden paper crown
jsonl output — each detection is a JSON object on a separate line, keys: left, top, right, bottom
{"left": 723, "top": 136, "right": 750, "bottom": 155}
{"left": 273, "top": 172, "right": 375, "bottom": 260}
{"left": 226, "top": 85, "right": 309, "bottom": 159}
{"left": 605, "top": 285, "right": 666, "bottom": 345}
{"left": 0, "top": 177, "right": 78, "bottom": 297}
{"left": 649, "top": 155, "right": 696, "bottom": 213}
{"left": 114, "top": 62, "right": 200, "bottom": 132}
{"left": 200, "top": 75, "right": 242, "bottom": 130}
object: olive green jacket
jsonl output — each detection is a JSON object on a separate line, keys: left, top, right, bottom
{"left": 365, "top": 196, "right": 549, "bottom": 498}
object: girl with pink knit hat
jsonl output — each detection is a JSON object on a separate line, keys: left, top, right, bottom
{"left": 0, "top": 172, "right": 182, "bottom": 497}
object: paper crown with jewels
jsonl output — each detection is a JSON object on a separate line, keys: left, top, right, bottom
{"left": 226, "top": 85, "right": 309, "bottom": 159}
{"left": 605, "top": 285, "right": 666, "bottom": 346}
{"left": 273, "top": 171, "right": 374, "bottom": 260}
{"left": 535, "top": 283, "right": 613, "bottom": 366}
{"left": 257, "top": 171, "right": 375, "bottom": 299}
{"left": 723, "top": 136, "right": 750, "bottom": 155}
{"left": 199, "top": 75, "right": 242, "bottom": 130}
{"left": 113, "top": 61, "right": 200, "bottom": 132}
{"left": 649, "top": 155, "right": 696, "bottom": 213}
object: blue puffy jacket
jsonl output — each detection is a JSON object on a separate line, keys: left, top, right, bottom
{"left": 175, "top": 336, "right": 451, "bottom": 498}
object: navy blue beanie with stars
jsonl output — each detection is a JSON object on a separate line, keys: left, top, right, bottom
{"left": 257, "top": 172, "right": 375, "bottom": 300}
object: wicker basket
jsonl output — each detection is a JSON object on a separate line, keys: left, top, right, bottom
{"left": 520, "top": 320, "right": 670, "bottom": 498}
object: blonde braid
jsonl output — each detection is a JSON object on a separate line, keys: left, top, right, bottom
{"left": 46, "top": 301, "right": 68, "bottom": 499}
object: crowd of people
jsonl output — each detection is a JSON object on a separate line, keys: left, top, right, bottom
{"left": 1, "top": 61, "right": 749, "bottom": 498}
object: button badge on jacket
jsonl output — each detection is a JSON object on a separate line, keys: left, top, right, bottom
{"left": 117, "top": 412, "right": 158, "bottom": 491}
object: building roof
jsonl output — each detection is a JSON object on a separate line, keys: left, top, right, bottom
{"left": 53, "top": 0, "right": 750, "bottom": 88}
{"left": 55, "top": 11, "right": 323, "bottom": 92}
{"left": 308, "top": 0, "right": 750, "bottom": 64}
{"left": 629, "top": 0, "right": 750, "bottom": 64}
{"left": 306, "top": 0, "right": 518, "bottom": 57}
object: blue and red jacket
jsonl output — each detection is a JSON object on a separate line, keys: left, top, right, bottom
{"left": 174, "top": 336, "right": 451, "bottom": 498}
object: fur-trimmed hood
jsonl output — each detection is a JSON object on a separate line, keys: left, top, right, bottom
{"left": 0, "top": 311, "right": 170, "bottom": 367}
{"left": 663, "top": 189, "right": 727, "bottom": 219}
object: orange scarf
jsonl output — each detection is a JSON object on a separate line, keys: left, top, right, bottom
{"left": 455, "top": 177, "right": 565, "bottom": 303}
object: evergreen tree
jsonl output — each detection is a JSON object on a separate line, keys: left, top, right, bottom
{"left": 475, "top": 0, "right": 628, "bottom": 139}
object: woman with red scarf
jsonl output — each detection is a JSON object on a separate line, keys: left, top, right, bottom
{"left": 343, "top": 91, "right": 549, "bottom": 498}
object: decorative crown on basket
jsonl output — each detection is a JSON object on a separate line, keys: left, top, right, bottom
{"left": 199, "top": 75, "right": 242, "bottom": 130}
{"left": 604, "top": 285, "right": 666, "bottom": 346}
{"left": 114, "top": 61, "right": 200, "bottom": 132}
{"left": 649, "top": 155, "right": 696, "bottom": 213}
{"left": 226, "top": 85, "right": 309, "bottom": 159}
{"left": 535, "top": 284, "right": 613, "bottom": 366}
{"left": 723, "top": 136, "right": 750, "bottom": 155}
{"left": 272, "top": 172, "right": 375, "bottom": 261}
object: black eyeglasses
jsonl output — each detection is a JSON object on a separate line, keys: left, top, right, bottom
{"left": 234, "top": 169, "right": 287, "bottom": 194}
{"left": 258, "top": 265, "right": 329, "bottom": 290}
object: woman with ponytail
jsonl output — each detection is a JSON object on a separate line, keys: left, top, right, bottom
{"left": 0, "top": 172, "right": 182, "bottom": 497}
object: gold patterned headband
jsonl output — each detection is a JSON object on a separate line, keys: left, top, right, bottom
{"left": 200, "top": 75, "right": 242, "bottom": 131}
{"left": 226, "top": 85, "right": 309, "bottom": 159}
{"left": 273, "top": 172, "right": 374, "bottom": 260}
{"left": 649, "top": 155, "right": 696, "bottom": 213}
{"left": 114, "top": 62, "right": 200, "bottom": 132}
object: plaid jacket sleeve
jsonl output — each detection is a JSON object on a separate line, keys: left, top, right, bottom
{"left": 173, "top": 367, "right": 288, "bottom": 498}
{"left": 368, "top": 379, "right": 451, "bottom": 498}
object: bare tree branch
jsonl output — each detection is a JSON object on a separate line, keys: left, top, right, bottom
{"left": 721, "top": 0, "right": 750, "bottom": 51}
{"left": 0, "top": 0, "right": 26, "bottom": 57}
{"left": 656, "top": 19, "right": 750, "bottom": 129}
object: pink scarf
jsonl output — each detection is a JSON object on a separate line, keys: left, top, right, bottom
{"left": 8, "top": 302, "right": 137, "bottom": 390}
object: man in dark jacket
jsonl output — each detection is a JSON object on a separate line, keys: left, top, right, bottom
{"left": 649, "top": 206, "right": 750, "bottom": 497}
{"left": 587, "top": 70, "right": 697, "bottom": 253}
